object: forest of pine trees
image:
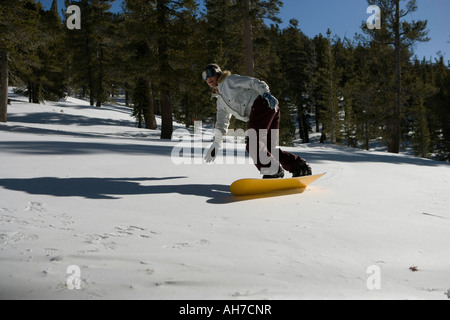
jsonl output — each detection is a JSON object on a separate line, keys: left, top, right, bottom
{"left": 0, "top": 0, "right": 449, "bottom": 160}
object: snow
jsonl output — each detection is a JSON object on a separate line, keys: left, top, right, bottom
{"left": 1, "top": 89, "right": 450, "bottom": 300}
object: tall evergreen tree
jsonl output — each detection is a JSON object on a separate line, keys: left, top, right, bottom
{"left": 316, "top": 30, "right": 341, "bottom": 144}
{"left": 156, "top": 0, "right": 173, "bottom": 139}
{"left": 411, "top": 96, "right": 431, "bottom": 157}
{"left": 123, "top": 0, "right": 159, "bottom": 129}
{"left": 203, "top": 0, "right": 245, "bottom": 72}
{"left": 0, "top": 0, "right": 40, "bottom": 121}
{"left": 344, "top": 43, "right": 385, "bottom": 150}
{"left": 309, "top": 33, "right": 330, "bottom": 137}
{"left": 203, "top": 0, "right": 281, "bottom": 76}
{"left": 170, "top": 0, "right": 210, "bottom": 128}
{"left": 243, "top": 0, "right": 282, "bottom": 78}
{"left": 426, "top": 56, "right": 450, "bottom": 160}
{"left": 264, "top": 24, "right": 296, "bottom": 146}
{"left": 23, "top": 0, "right": 67, "bottom": 103}
{"left": 279, "top": 19, "right": 310, "bottom": 143}
{"left": 363, "top": 0, "right": 430, "bottom": 153}
{"left": 64, "top": 0, "right": 115, "bottom": 107}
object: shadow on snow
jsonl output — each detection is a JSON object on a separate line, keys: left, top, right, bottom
{"left": 0, "top": 176, "right": 231, "bottom": 202}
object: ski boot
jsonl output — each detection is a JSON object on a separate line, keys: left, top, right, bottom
{"left": 292, "top": 159, "right": 312, "bottom": 177}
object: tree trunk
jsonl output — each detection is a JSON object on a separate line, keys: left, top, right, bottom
{"left": 301, "top": 112, "right": 310, "bottom": 143}
{"left": 89, "top": 69, "right": 95, "bottom": 106}
{"left": 390, "top": 0, "right": 401, "bottom": 153}
{"left": 144, "top": 79, "right": 157, "bottom": 130}
{"left": 0, "top": 51, "right": 8, "bottom": 123}
{"left": 157, "top": 0, "right": 173, "bottom": 140}
{"left": 96, "top": 47, "right": 104, "bottom": 108}
{"left": 160, "top": 90, "right": 173, "bottom": 139}
{"left": 242, "top": 0, "right": 254, "bottom": 76}
{"left": 31, "top": 82, "right": 40, "bottom": 104}
{"left": 137, "top": 109, "right": 142, "bottom": 128}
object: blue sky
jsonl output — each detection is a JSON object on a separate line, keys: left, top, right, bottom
{"left": 43, "top": 0, "right": 449, "bottom": 61}
{"left": 277, "top": 0, "right": 450, "bottom": 61}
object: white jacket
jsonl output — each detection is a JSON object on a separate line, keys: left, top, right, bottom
{"left": 213, "top": 74, "right": 270, "bottom": 144}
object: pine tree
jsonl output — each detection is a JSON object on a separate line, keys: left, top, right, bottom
{"left": 132, "top": 78, "right": 154, "bottom": 128}
{"left": 123, "top": 0, "right": 158, "bottom": 129}
{"left": 344, "top": 44, "right": 383, "bottom": 150}
{"left": 334, "top": 37, "right": 358, "bottom": 147}
{"left": 279, "top": 19, "right": 310, "bottom": 143}
{"left": 309, "top": 33, "right": 330, "bottom": 137}
{"left": 170, "top": 1, "right": 210, "bottom": 128}
{"left": 341, "top": 96, "right": 357, "bottom": 148}
{"left": 318, "top": 30, "right": 341, "bottom": 144}
{"left": 438, "top": 64, "right": 450, "bottom": 159}
{"left": 203, "top": 0, "right": 281, "bottom": 75}
{"left": 363, "top": 0, "right": 430, "bottom": 153}
{"left": 203, "top": 0, "right": 245, "bottom": 72}
{"left": 401, "top": 57, "right": 438, "bottom": 158}
{"left": 242, "top": 0, "right": 282, "bottom": 77}
{"left": 0, "top": 0, "right": 40, "bottom": 121}
{"left": 23, "top": 0, "right": 67, "bottom": 103}
{"left": 427, "top": 56, "right": 450, "bottom": 160}
{"left": 43, "top": 0, "right": 67, "bottom": 100}
{"left": 411, "top": 96, "right": 431, "bottom": 158}
{"left": 65, "top": 0, "right": 115, "bottom": 107}
{"left": 264, "top": 24, "right": 296, "bottom": 146}
{"left": 156, "top": 0, "right": 173, "bottom": 139}
{"left": 156, "top": 0, "right": 203, "bottom": 139}
{"left": 124, "top": 0, "right": 204, "bottom": 135}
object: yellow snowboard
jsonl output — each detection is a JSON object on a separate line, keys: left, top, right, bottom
{"left": 230, "top": 173, "right": 325, "bottom": 196}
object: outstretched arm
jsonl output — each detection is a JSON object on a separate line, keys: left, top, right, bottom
{"left": 205, "top": 101, "right": 232, "bottom": 163}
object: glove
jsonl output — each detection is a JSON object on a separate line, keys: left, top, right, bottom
{"left": 204, "top": 141, "right": 220, "bottom": 163}
{"left": 263, "top": 92, "right": 279, "bottom": 109}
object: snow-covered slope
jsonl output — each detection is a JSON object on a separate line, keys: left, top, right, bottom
{"left": 1, "top": 90, "right": 450, "bottom": 300}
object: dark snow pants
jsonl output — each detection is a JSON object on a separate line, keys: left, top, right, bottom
{"left": 246, "top": 96, "right": 301, "bottom": 175}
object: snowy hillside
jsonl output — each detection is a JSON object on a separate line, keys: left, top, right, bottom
{"left": 1, "top": 90, "right": 450, "bottom": 300}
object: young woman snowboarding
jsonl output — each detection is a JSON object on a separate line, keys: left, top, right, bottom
{"left": 202, "top": 63, "right": 312, "bottom": 179}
